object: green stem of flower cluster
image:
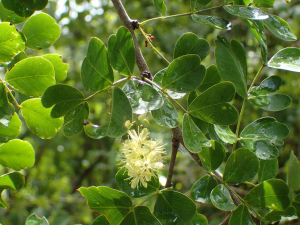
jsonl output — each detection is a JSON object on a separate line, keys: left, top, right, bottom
{"left": 232, "top": 64, "right": 265, "bottom": 152}
{"left": 0, "top": 77, "right": 21, "bottom": 108}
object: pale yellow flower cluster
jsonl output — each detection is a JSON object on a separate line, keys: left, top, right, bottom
{"left": 120, "top": 128, "right": 166, "bottom": 189}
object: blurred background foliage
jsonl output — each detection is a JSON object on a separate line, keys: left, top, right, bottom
{"left": 1, "top": 0, "right": 300, "bottom": 224}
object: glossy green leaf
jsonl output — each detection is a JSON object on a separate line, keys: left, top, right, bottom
{"left": 287, "top": 151, "right": 300, "bottom": 191}
{"left": 162, "top": 55, "right": 206, "bottom": 93}
{"left": 151, "top": 95, "right": 178, "bottom": 128}
{"left": 198, "top": 65, "right": 222, "bottom": 92}
{"left": 122, "top": 79, "right": 163, "bottom": 114}
{"left": 41, "top": 84, "right": 84, "bottom": 118}
{"left": 84, "top": 87, "right": 132, "bottom": 138}
{"left": 63, "top": 102, "right": 89, "bottom": 137}
{"left": 153, "top": 0, "right": 166, "bottom": 16}
{"left": 215, "top": 36, "right": 247, "bottom": 98}
{"left": 0, "top": 113, "right": 21, "bottom": 143}
{"left": 81, "top": 37, "right": 113, "bottom": 91}
{"left": 198, "top": 141, "right": 225, "bottom": 172}
{"left": 191, "top": 14, "right": 232, "bottom": 30}
{"left": 7, "top": 51, "right": 27, "bottom": 70}
{"left": 263, "top": 14, "right": 297, "bottom": 41}
{"left": 0, "top": 139, "right": 35, "bottom": 170}
{"left": 244, "top": 179, "right": 290, "bottom": 210}
{"left": 21, "top": 98, "right": 64, "bottom": 139}
{"left": 292, "top": 193, "right": 300, "bottom": 218}
{"left": 154, "top": 190, "right": 196, "bottom": 224}
{"left": 239, "top": 117, "right": 289, "bottom": 159}
{"left": 260, "top": 94, "right": 292, "bottom": 111}
{"left": 79, "top": 186, "right": 132, "bottom": 225}
{"left": 229, "top": 204, "right": 255, "bottom": 225}
{"left": 186, "top": 214, "right": 208, "bottom": 225}
{"left": 0, "top": 172, "right": 24, "bottom": 208}
{"left": 18, "top": 0, "right": 48, "bottom": 10}
{"left": 108, "top": 26, "right": 135, "bottom": 76}
{"left": 253, "top": 0, "right": 275, "bottom": 7}
{"left": 43, "top": 54, "right": 69, "bottom": 82}
{"left": 22, "top": 13, "right": 61, "bottom": 49}
{"left": 120, "top": 206, "right": 161, "bottom": 225}
{"left": 223, "top": 148, "right": 259, "bottom": 184}
{"left": 214, "top": 125, "right": 236, "bottom": 144}
{"left": 268, "top": 47, "right": 300, "bottom": 73}
{"left": 91, "top": 216, "right": 110, "bottom": 225}
{"left": 190, "top": 175, "right": 218, "bottom": 203}
{"left": 0, "top": 2, "right": 28, "bottom": 24}
{"left": 115, "top": 167, "right": 159, "bottom": 198}
{"left": 2, "top": 0, "right": 34, "bottom": 17}
{"left": 191, "top": 0, "right": 211, "bottom": 11}
{"left": 223, "top": 5, "right": 269, "bottom": 20}
{"left": 188, "top": 82, "right": 238, "bottom": 125}
{"left": 0, "top": 22, "right": 26, "bottom": 63}
{"left": 183, "top": 114, "right": 211, "bottom": 153}
{"left": 25, "top": 214, "right": 49, "bottom": 225}
{"left": 6, "top": 57, "right": 55, "bottom": 97}
{"left": 264, "top": 206, "right": 296, "bottom": 222}
{"left": 0, "top": 83, "right": 14, "bottom": 122}
{"left": 210, "top": 184, "right": 236, "bottom": 211}
{"left": 174, "top": 33, "right": 210, "bottom": 60}
{"left": 258, "top": 159, "right": 278, "bottom": 183}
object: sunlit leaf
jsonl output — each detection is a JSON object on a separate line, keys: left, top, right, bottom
{"left": 43, "top": 54, "right": 69, "bottom": 82}
{"left": 223, "top": 5, "right": 269, "bottom": 20}
{"left": 191, "top": 175, "right": 218, "bottom": 203}
{"left": 92, "top": 216, "right": 110, "bottom": 225}
{"left": 25, "top": 214, "right": 49, "bottom": 225}
{"left": 153, "top": 0, "right": 166, "bottom": 16}
{"left": 264, "top": 206, "right": 296, "bottom": 222}
{"left": 253, "top": 0, "right": 275, "bottom": 7}
{"left": 0, "top": 83, "right": 14, "bottom": 123}
{"left": 192, "top": 14, "right": 232, "bottom": 30}
{"left": 191, "top": 0, "right": 211, "bottom": 11}
{"left": 214, "top": 125, "right": 236, "bottom": 144}
{"left": 210, "top": 184, "right": 236, "bottom": 211}
{"left": 287, "top": 151, "right": 300, "bottom": 191}
{"left": 0, "top": 2, "right": 28, "bottom": 24}
{"left": 7, "top": 52, "right": 27, "bottom": 70}
{"left": 0, "top": 113, "right": 21, "bottom": 143}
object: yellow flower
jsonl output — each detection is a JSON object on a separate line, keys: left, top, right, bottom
{"left": 120, "top": 128, "right": 166, "bottom": 189}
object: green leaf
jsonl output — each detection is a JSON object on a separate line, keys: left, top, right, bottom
{"left": 244, "top": 179, "right": 290, "bottom": 210}
{"left": 7, "top": 51, "right": 27, "bottom": 70}
{"left": 0, "top": 172, "right": 24, "bottom": 208}
{"left": 153, "top": 0, "right": 166, "bottom": 16}
{"left": 192, "top": 14, "right": 232, "bottom": 30}
{"left": 64, "top": 102, "right": 89, "bottom": 137}
{"left": 292, "top": 193, "right": 300, "bottom": 218}
{"left": 191, "top": 0, "right": 212, "bottom": 11}
{"left": 215, "top": 36, "right": 248, "bottom": 98}
{"left": 120, "top": 206, "right": 161, "bottom": 225}
{"left": 79, "top": 186, "right": 132, "bottom": 225}
{"left": 258, "top": 159, "right": 278, "bottom": 183}
{"left": 151, "top": 95, "right": 178, "bottom": 128}
{"left": 186, "top": 214, "right": 208, "bottom": 225}
{"left": 190, "top": 175, "right": 218, "bottom": 203}
{"left": 213, "top": 125, "right": 236, "bottom": 144}
{"left": 198, "top": 140, "right": 225, "bottom": 172}
{"left": 210, "top": 184, "right": 236, "bottom": 211}
{"left": 6, "top": 57, "right": 55, "bottom": 97}
{"left": 239, "top": 117, "right": 289, "bottom": 159}
{"left": 249, "top": 76, "right": 291, "bottom": 111}
{"left": 263, "top": 14, "right": 297, "bottom": 41}
{"left": 123, "top": 79, "right": 163, "bottom": 114}
{"left": 183, "top": 114, "right": 211, "bottom": 153}
{"left": 42, "top": 54, "right": 69, "bottom": 82}
{"left": 268, "top": 47, "right": 300, "bottom": 73}
{"left": 21, "top": 98, "right": 64, "bottom": 139}
{"left": 229, "top": 204, "right": 255, "bottom": 225}
{"left": 22, "top": 13, "right": 61, "bottom": 50}
{"left": 81, "top": 37, "right": 114, "bottom": 91}
{"left": 0, "top": 139, "right": 35, "bottom": 170}
{"left": 0, "top": 113, "right": 21, "bottom": 143}
{"left": 223, "top": 5, "right": 269, "bottom": 20}
{"left": 174, "top": 33, "right": 210, "bottom": 60}
{"left": 188, "top": 82, "right": 238, "bottom": 125}
{"left": 0, "top": 2, "right": 28, "bottom": 24}
{"left": 253, "top": 0, "right": 275, "bottom": 7}
{"left": 1, "top": 0, "right": 34, "bottom": 17}
{"left": 115, "top": 167, "right": 159, "bottom": 198}
{"left": 25, "top": 214, "right": 49, "bottom": 225}
{"left": 92, "top": 216, "right": 110, "bottom": 225}
{"left": 264, "top": 206, "right": 296, "bottom": 222}
{"left": 0, "top": 22, "right": 26, "bottom": 63}
{"left": 287, "top": 151, "right": 300, "bottom": 191}
{"left": 84, "top": 87, "right": 132, "bottom": 138}
{"left": 162, "top": 55, "right": 206, "bottom": 93}
{"left": 108, "top": 26, "right": 135, "bottom": 76}
{"left": 17, "top": 0, "right": 48, "bottom": 10}
{"left": 198, "top": 65, "right": 222, "bottom": 92}
{"left": 223, "top": 148, "right": 259, "bottom": 184}
{"left": 0, "top": 82, "right": 14, "bottom": 122}
{"left": 154, "top": 190, "right": 196, "bottom": 224}
{"left": 41, "top": 84, "right": 84, "bottom": 118}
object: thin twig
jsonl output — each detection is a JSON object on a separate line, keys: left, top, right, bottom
{"left": 165, "top": 137, "right": 179, "bottom": 188}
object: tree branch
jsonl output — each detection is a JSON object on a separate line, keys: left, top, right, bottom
{"left": 165, "top": 137, "right": 179, "bottom": 188}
